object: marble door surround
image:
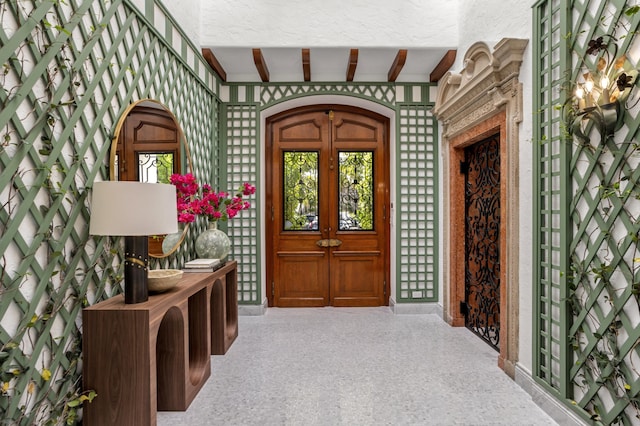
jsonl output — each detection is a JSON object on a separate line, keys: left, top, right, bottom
{"left": 433, "top": 38, "right": 528, "bottom": 377}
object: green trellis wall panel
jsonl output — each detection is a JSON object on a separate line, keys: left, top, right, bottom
{"left": 396, "top": 104, "right": 438, "bottom": 302}
{"left": 259, "top": 83, "right": 396, "bottom": 109}
{"left": 0, "top": 0, "right": 217, "bottom": 423}
{"left": 221, "top": 103, "right": 260, "bottom": 304}
{"left": 533, "top": 0, "right": 569, "bottom": 396}
{"left": 220, "top": 83, "right": 438, "bottom": 305}
{"left": 534, "top": 0, "right": 640, "bottom": 423}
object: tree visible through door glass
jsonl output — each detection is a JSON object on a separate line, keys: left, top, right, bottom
{"left": 283, "top": 151, "right": 318, "bottom": 231}
{"left": 138, "top": 152, "right": 174, "bottom": 183}
{"left": 339, "top": 151, "right": 373, "bottom": 231}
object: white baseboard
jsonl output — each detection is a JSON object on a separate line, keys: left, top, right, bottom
{"left": 389, "top": 298, "right": 443, "bottom": 317}
{"left": 238, "top": 298, "right": 268, "bottom": 316}
{"left": 239, "top": 299, "right": 442, "bottom": 316}
{"left": 515, "top": 364, "right": 587, "bottom": 426}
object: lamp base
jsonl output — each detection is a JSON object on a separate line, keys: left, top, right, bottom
{"left": 124, "top": 235, "right": 149, "bottom": 304}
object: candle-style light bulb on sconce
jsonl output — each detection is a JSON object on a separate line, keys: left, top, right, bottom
{"left": 583, "top": 76, "right": 597, "bottom": 109}
{"left": 564, "top": 35, "right": 639, "bottom": 144}
{"left": 600, "top": 75, "right": 610, "bottom": 103}
{"left": 575, "top": 85, "right": 586, "bottom": 110}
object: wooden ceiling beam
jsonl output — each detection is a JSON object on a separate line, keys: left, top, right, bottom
{"left": 201, "top": 48, "right": 227, "bottom": 82}
{"left": 252, "top": 48, "right": 270, "bottom": 82}
{"left": 346, "top": 49, "right": 358, "bottom": 82}
{"left": 387, "top": 49, "right": 407, "bottom": 82}
{"left": 430, "top": 49, "right": 457, "bottom": 82}
{"left": 302, "top": 48, "right": 311, "bottom": 81}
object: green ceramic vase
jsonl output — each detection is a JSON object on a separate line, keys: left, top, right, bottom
{"left": 195, "top": 221, "right": 230, "bottom": 260}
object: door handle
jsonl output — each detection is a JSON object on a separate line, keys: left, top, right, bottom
{"left": 316, "top": 239, "right": 343, "bottom": 248}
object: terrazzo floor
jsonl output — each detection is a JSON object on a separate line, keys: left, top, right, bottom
{"left": 157, "top": 307, "right": 558, "bottom": 426}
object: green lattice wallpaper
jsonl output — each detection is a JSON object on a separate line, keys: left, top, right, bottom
{"left": 534, "top": 0, "right": 640, "bottom": 423}
{"left": 0, "top": 0, "right": 217, "bottom": 423}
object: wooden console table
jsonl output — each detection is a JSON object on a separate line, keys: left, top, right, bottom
{"left": 82, "top": 260, "right": 238, "bottom": 426}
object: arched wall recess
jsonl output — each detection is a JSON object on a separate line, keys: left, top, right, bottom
{"left": 433, "top": 38, "right": 528, "bottom": 377}
{"left": 110, "top": 99, "right": 193, "bottom": 258}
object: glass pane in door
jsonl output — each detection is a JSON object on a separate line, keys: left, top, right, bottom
{"left": 283, "top": 151, "right": 319, "bottom": 231}
{"left": 338, "top": 151, "right": 373, "bottom": 230}
{"left": 138, "top": 152, "right": 174, "bottom": 183}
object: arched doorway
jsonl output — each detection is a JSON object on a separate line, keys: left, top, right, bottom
{"left": 265, "top": 105, "right": 390, "bottom": 307}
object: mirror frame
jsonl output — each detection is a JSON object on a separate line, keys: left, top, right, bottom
{"left": 110, "top": 98, "right": 193, "bottom": 258}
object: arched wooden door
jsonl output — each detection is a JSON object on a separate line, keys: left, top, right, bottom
{"left": 266, "top": 105, "right": 390, "bottom": 307}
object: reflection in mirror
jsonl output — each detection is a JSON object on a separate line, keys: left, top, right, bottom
{"left": 110, "top": 99, "right": 191, "bottom": 258}
{"left": 138, "top": 153, "right": 174, "bottom": 183}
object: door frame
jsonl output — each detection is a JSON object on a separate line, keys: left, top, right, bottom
{"left": 264, "top": 104, "right": 391, "bottom": 307}
{"left": 450, "top": 114, "right": 511, "bottom": 369}
{"left": 433, "top": 39, "right": 527, "bottom": 377}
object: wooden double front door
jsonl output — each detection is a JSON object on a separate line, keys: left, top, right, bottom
{"left": 266, "top": 105, "right": 390, "bottom": 307}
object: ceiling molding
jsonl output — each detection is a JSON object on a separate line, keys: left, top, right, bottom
{"left": 252, "top": 48, "right": 270, "bottom": 82}
{"left": 430, "top": 50, "right": 457, "bottom": 83}
{"left": 302, "top": 48, "right": 311, "bottom": 81}
{"left": 387, "top": 49, "right": 407, "bottom": 82}
{"left": 346, "top": 49, "right": 358, "bottom": 82}
{"left": 202, "top": 48, "right": 227, "bottom": 82}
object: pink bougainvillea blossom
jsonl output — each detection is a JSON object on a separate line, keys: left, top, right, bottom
{"left": 170, "top": 173, "right": 200, "bottom": 223}
{"left": 169, "top": 174, "right": 255, "bottom": 223}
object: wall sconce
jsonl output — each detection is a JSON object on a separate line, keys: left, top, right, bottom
{"left": 565, "top": 35, "right": 639, "bottom": 142}
{"left": 89, "top": 181, "right": 178, "bottom": 304}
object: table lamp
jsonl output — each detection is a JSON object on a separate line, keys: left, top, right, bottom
{"left": 90, "top": 181, "right": 178, "bottom": 304}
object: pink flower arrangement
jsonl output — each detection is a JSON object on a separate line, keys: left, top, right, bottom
{"left": 169, "top": 173, "right": 255, "bottom": 223}
{"left": 170, "top": 173, "right": 200, "bottom": 223}
{"left": 198, "top": 182, "right": 255, "bottom": 222}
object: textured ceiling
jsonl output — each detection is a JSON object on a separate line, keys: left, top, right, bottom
{"left": 205, "top": 46, "right": 455, "bottom": 83}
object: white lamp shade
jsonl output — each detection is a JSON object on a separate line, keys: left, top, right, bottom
{"left": 90, "top": 181, "right": 179, "bottom": 236}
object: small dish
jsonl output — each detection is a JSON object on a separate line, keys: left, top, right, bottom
{"left": 148, "top": 269, "right": 183, "bottom": 293}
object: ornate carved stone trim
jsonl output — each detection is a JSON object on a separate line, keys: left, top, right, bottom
{"left": 433, "top": 38, "right": 528, "bottom": 378}
{"left": 434, "top": 38, "right": 528, "bottom": 138}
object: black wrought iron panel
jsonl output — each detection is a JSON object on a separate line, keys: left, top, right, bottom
{"left": 464, "top": 135, "right": 501, "bottom": 350}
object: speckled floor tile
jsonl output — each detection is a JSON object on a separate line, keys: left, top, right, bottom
{"left": 157, "top": 307, "right": 557, "bottom": 426}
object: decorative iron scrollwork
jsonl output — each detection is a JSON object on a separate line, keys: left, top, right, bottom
{"left": 464, "top": 135, "right": 501, "bottom": 351}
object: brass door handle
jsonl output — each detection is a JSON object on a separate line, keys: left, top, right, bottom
{"left": 316, "top": 238, "right": 342, "bottom": 248}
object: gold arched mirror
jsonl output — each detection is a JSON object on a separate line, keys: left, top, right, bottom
{"left": 110, "top": 99, "right": 192, "bottom": 258}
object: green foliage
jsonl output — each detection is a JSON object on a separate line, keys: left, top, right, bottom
{"left": 338, "top": 152, "right": 373, "bottom": 230}
{"left": 281, "top": 151, "right": 374, "bottom": 231}
{"left": 156, "top": 153, "right": 174, "bottom": 184}
{"left": 283, "top": 151, "right": 318, "bottom": 230}
{"left": 625, "top": 5, "right": 640, "bottom": 16}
